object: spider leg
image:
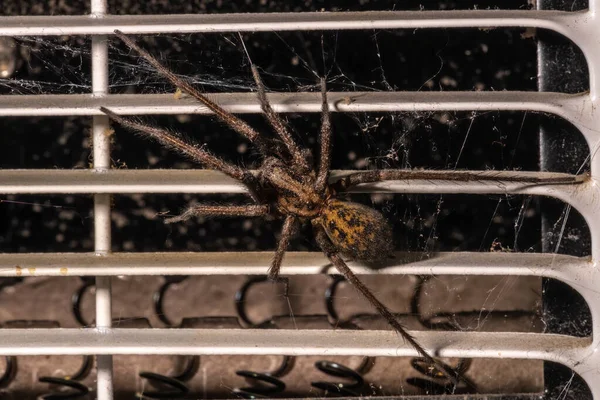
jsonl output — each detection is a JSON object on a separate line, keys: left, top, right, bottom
{"left": 100, "top": 107, "right": 262, "bottom": 203}
{"left": 251, "top": 65, "right": 311, "bottom": 173}
{"left": 112, "top": 30, "right": 274, "bottom": 155}
{"left": 268, "top": 215, "right": 297, "bottom": 281}
{"left": 261, "top": 215, "right": 298, "bottom": 299}
{"left": 315, "top": 77, "right": 331, "bottom": 193}
{"left": 312, "top": 224, "right": 459, "bottom": 388}
{"left": 164, "top": 204, "right": 269, "bottom": 224}
{"left": 331, "top": 169, "right": 583, "bottom": 192}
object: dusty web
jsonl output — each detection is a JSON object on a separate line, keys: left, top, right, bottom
{"left": 0, "top": 0, "right": 593, "bottom": 398}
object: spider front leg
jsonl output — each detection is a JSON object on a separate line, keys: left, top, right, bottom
{"left": 312, "top": 224, "right": 459, "bottom": 388}
{"left": 251, "top": 65, "right": 311, "bottom": 174}
{"left": 99, "top": 107, "right": 262, "bottom": 203}
{"left": 315, "top": 77, "right": 331, "bottom": 194}
{"left": 111, "top": 30, "right": 285, "bottom": 159}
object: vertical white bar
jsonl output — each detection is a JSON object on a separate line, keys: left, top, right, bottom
{"left": 91, "top": 0, "right": 114, "bottom": 399}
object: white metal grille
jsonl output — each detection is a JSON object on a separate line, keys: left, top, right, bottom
{"left": 0, "top": 2, "right": 599, "bottom": 399}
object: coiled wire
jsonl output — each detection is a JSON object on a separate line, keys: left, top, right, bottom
{"left": 31, "top": 294, "right": 95, "bottom": 400}
{"left": 38, "top": 356, "right": 93, "bottom": 400}
{"left": 311, "top": 275, "right": 374, "bottom": 397}
{"left": 153, "top": 276, "right": 189, "bottom": 327}
{"left": 134, "top": 280, "right": 200, "bottom": 399}
{"left": 137, "top": 356, "right": 200, "bottom": 399}
{"left": 407, "top": 276, "right": 477, "bottom": 394}
{"left": 71, "top": 277, "right": 94, "bottom": 327}
{"left": 233, "top": 276, "right": 294, "bottom": 398}
{"left": 0, "top": 355, "right": 17, "bottom": 390}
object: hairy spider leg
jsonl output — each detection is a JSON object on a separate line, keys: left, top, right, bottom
{"left": 312, "top": 225, "right": 459, "bottom": 388}
{"left": 267, "top": 215, "right": 297, "bottom": 282}
{"left": 250, "top": 65, "right": 311, "bottom": 173}
{"left": 99, "top": 107, "right": 261, "bottom": 204}
{"left": 315, "top": 77, "right": 332, "bottom": 194}
{"left": 164, "top": 205, "right": 269, "bottom": 224}
{"left": 112, "top": 30, "right": 280, "bottom": 158}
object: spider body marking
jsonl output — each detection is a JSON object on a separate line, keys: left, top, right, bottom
{"left": 315, "top": 200, "right": 394, "bottom": 260}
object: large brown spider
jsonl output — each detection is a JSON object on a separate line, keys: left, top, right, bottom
{"left": 100, "top": 30, "right": 582, "bottom": 387}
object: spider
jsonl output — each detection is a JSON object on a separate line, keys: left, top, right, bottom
{"left": 100, "top": 30, "right": 582, "bottom": 387}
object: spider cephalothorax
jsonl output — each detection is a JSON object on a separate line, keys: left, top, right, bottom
{"left": 101, "top": 30, "right": 465, "bottom": 385}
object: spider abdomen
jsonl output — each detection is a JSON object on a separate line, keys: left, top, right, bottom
{"left": 317, "top": 200, "right": 394, "bottom": 260}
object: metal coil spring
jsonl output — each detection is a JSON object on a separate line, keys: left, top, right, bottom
{"left": 153, "top": 276, "right": 189, "bottom": 328}
{"left": 137, "top": 356, "right": 200, "bottom": 399}
{"left": 232, "top": 355, "right": 294, "bottom": 399}
{"left": 311, "top": 358, "right": 371, "bottom": 397}
{"left": 0, "top": 320, "right": 87, "bottom": 399}
{"left": 407, "top": 276, "right": 479, "bottom": 394}
{"left": 38, "top": 356, "right": 93, "bottom": 400}
{"left": 0, "top": 356, "right": 17, "bottom": 390}
{"left": 0, "top": 317, "right": 91, "bottom": 400}
{"left": 71, "top": 277, "right": 95, "bottom": 327}
{"left": 133, "top": 279, "right": 199, "bottom": 399}
{"left": 232, "top": 276, "right": 293, "bottom": 398}
{"left": 32, "top": 285, "right": 97, "bottom": 400}
{"left": 311, "top": 275, "right": 374, "bottom": 397}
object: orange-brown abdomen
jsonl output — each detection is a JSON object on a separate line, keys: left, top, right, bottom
{"left": 317, "top": 199, "right": 394, "bottom": 260}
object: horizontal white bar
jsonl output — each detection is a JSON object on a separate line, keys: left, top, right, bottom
{"left": 0, "top": 251, "right": 582, "bottom": 278}
{"left": 0, "top": 10, "right": 580, "bottom": 36}
{"left": 0, "top": 169, "right": 582, "bottom": 194}
{"left": 0, "top": 329, "right": 587, "bottom": 362}
{"left": 0, "top": 92, "right": 579, "bottom": 118}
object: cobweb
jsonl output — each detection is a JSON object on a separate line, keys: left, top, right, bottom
{"left": 0, "top": 0, "right": 593, "bottom": 399}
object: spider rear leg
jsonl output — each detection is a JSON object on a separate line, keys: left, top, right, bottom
{"left": 164, "top": 204, "right": 269, "bottom": 224}
{"left": 111, "top": 31, "right": 277, "bottom": 157}
{"left": 312, "top": 224, "right": 460, "bottom": 388}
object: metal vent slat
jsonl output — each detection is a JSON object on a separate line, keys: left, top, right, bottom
{"left": 0, "top": 169, "right": 582, "bottom": 193}
{"left": 0, "top": 91, "right": 587, "bottom": 118}
{"left": 0, "top": 251, "right": 585, "bottom": 277}
{"left": 0, "top": 10, "right": 586, "bottom": 35}
{"left": 0, "top": 329, "right": 588, "bottom": 360}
